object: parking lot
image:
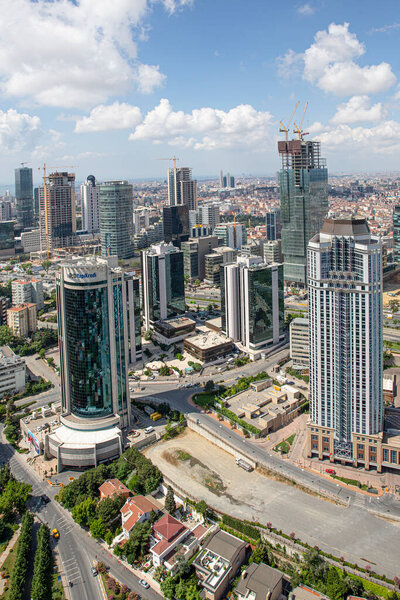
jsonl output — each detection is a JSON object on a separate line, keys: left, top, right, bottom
{"left": 145, "top": 429, "right": 400, "bottom": 578}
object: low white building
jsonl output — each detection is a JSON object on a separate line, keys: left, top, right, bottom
{"left": 21, "top": 229, "right": 41, "bottom": 253}
{"left": 0, "top": 346, "right": 25, "bottom": 398}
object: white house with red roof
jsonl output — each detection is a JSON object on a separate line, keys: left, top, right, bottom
{"left": 150, "top": 514, "right": 208, "bottom": 570}
{"left": 121, "top": 495, "right": 160, "bottom": 538}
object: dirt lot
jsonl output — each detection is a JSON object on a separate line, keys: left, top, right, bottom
{"left": 145, "top": 430, "right": 400, "bottom": 578}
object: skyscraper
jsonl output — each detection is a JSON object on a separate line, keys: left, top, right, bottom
{"left": 163, "top": 204, "right": 189, "bottom": 248}
{"left": 142, "top": 242, "right": 185, "bottom": 330}
{"left": 100, "top": 181, "right": 134, "bottom": 259}
{"left": 278, "top": 138, "right": 328, "bottom": 285}
{"left": 213, "top": 223, "right": 247, "bottom": 249}
{"left": 15, "top": 167, "right": 34, "bottom": 229}
{"left": 81, "top": 175, "right": 100, "bottom": 234}
{"left": 39, "top": 171, "right": 76, "bottom": 252}
{"left": 221, "top": 256, "right": 285, "bottom": 358}
{"left": 393, "top": 205, "right": 400, "bottom": 262}
{"left": 198, "top": 204, "right": 220, "bottom": 231}
{"left": 266, "top": 207, "right": 281, "bottom": 241}
{"left": 168, "top": 167, "right": 197, "bottom": 209}
{"left": 307, "top": 217, "right": 383, "bottom": 463}
{"left": 47, "top": 256, "right": 139, "bottom": 470}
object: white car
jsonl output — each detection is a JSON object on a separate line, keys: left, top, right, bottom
{"left": 139, "top": 580, "right": 150, "bottom": 589}
{"left": 144, "top": 426, "right": 155, "bottom": 434}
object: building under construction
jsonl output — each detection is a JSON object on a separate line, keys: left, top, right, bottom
{"left": 278, "top": 138, "right": 328, "bottom": 285}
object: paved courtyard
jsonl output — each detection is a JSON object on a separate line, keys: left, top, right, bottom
{"left": 145, "top": 429, "right": 400, "bottom": 578}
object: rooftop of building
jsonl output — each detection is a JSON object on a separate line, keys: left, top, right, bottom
{"left": 156, "top": 316, "right": 196, "bottom": 330}
{"left": 0, "top": 345, "right": 24, "bottom": 365}
{"left": 321, "top": 217, "right": 370, "bottom": 237}
{"left": 185, "top": 331, "right": 232, "bottom": 350}
{"left": 235, "top": 562, "right": 284, "bottom": 599}
{"left": 291, "top": 316, "right": 309, "bottom": 326}
{"left": 153, "top": 513, "right": 187, "bottom": 543}
{"left": 7, "top": 303, "right": 36, "bottom": 312}
{"left": 99, "top": 478, "right": 130, "bottom": 498}
{"left": 290, "top": 584, "right": 329, "bottom": 600}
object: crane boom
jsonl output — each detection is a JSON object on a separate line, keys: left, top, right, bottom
{"left": 279, "top": 101, "right": 299, "bottom": 142}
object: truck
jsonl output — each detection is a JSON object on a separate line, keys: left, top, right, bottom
{"left": 235, "top": 457, "right": 253, "bottom": 472}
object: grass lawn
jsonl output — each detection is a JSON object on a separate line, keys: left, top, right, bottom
{"left": 52, "top": 571, "right": 66, "bottom": 600}
{"left": 1, "top": 544, "right": 19, "bottom": 599}
{"left": 274, "top": 434, "right": 296, "bottom": 454}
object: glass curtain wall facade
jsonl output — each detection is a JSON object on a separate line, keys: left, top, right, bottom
{"left": 163, "top": 205, "right": 189, "bottom": 248}
{"left": 57, "top": 257, "right": 132, "bottom": 428}
{"left": 393, "top": 205, "right": 400, "bottom": 262}
{"left": 15, "top": 167, "right": 34, "bottom": 229}
{"left": 100, "top": 181, "right": 134, "bottom": 259}
{"left": 247, "top": 265, "right": 284, "bottom": 346}
{"left": 279, "top": 139, "right": 328, "bottom": 285}
{"left": 142, "top": 243, "right": 185, "bottom": 330}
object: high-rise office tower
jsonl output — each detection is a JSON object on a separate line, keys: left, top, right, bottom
{"left": 47, "top": 256, "right": 139, "bottom": 470}
{"left": 198, "top": 204, "right": 220, "bottom": 231}
{"left": 100, "top": 181, "right": 134, "bottom": 259}
{"left": 15, "top": 167, "right": 34, "bottom": 229}
{"left": 168, "top": 167, "right": 197, "bottom": 209}
{"left": 39, "top": 171, "right": 76, "bottom": 253}
{"left": 219, "top": 171, "right": 235, "bottom": 188}
{"left": 163, "top": 204, "right": 189, "bottom": 248}
{"left": 0, "top": 222, "right": 15, "bottom": 258}
{"left": 219, "top": 170, "right": 224, "bottom": 188}
{"left": 266, "top": 207, "right": 281, "bottom": 241}
{"left": 393, "top": 206, "right": 400, "bottom": 262}
{"left": 0, "top": 198, "right": 12, "bottom": 221}
{"left": 221, "top": 255, "right": 284, "bottom": 357}
{"left": 278, "top": 138, "right": 328, "bottom": 285}
{"left": 141, "top": 242, "right": 185, "bottom": 330}
{"left": 307, "top": 217, "right": 383, "bottom": 463}
{"left": 81, "top": 175, "right": 100, "bottom": 234}
{"left": 213, "top": 223, "right": 247, "bottom": 250}
{"left": 181, "top": 236, "right": 219, "bottom": 281}
{"left": 133, "top": 207, "right": 151, "bottom": 234}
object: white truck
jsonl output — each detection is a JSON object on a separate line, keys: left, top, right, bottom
{"left": 235, "top": 457, "right": 253, "bottom": 472}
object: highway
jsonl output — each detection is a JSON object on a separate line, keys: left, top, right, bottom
{"left": 0, "top": 427, "right": 162, "bottom": 600}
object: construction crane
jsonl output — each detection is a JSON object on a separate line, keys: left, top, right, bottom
{"left": 293, "top": 101, "right": 309, "bottom": 140}
{"left": 279, "top": 101, "right": 299, "bottom": 142}
{"left": 156, "top": 156, "right": 180, "bottom": 170}
{"left": 38, "top": 164, "right": 77, "bottom": 259}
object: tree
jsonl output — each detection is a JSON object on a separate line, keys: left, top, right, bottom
{"left": 165, "top": 486, "right": 176, "bottom": 514}
{"left": 31, "top": 524, "right": 53, "bottom": 600}
{"left": 325, "top": 567, "right": 349, "bottom": 600}
{"left": 389, "top": 299, "right": 400, "bottom": 313}
{"left": 96, "top": 496, "right": 124, "bottom": 525}
{"left": 72, "top": 497, "right": 97, "bottom": 527}
{"left": 0, "top": 325, "right": 19, "bottom": 347}
{"left": 204, "top": 380, "right": 215, "bottom": 392}
{"left": 124, "top": 521, "right": 151, "bottom": 564}
{"left": 251, "top": 543, "right": 271, "bottom": 565}
{"left": 194, "top": 279, "right": 200, "bottom": 287}
{"left": 175, "top": 579, "right": 187, "bottom": 600}
{"left": 174, "top": 553, "right": 190, "bottom": 577}
{"left": 90, "top": 518, "right": 106, "bottom": 540}
{"left": 9, "top": 512, "right": 33, "bottom": 600}
{"left": 159, "top": 365, "right": 171, "bottom": 376}
{"left": 41, "top": 260, "right": 52, "bottom": 273}
{"left": 153, "top": 565, "right": 167, "bottom": 582}
{"left": 160, "top": 576, "right": 175, "bottom": 600}
{"left": 144, "top": 330, "right": 153, "bottom": 341}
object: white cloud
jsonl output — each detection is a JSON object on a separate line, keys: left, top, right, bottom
{"left": 281, "top": 22, "right": 396, "bottom": 96}
{"left": 157, "top": 0, "right": 193, "bottom": 13}
{"left": 0, "top": 109, "right": 41, "bottom": 154}
{"left": 0, "top": 0, "right": 180, "bottom": 109}
{"left": 128, "top": 98, "right": 274, "bottom": 149}
{"left": 315, "top": 120, "right": 400, "bottom": 154}
{"left": 297, "top": 3, "right": 314, "bottom": 16}
{"left": 330, "top": 95, "right": 386, "bottom": 124}
{"left": 75, "top": 102, "right": 143, "bottom": 133}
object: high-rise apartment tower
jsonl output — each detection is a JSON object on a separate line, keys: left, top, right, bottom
{"left": 81, "top": 175, "right": 100, "bottom": 234}
{"left": 100, "top": 181, "right": 134, "bottom": 259}
{"left": 15, "top": 167, "right": 34, "bottom": 229}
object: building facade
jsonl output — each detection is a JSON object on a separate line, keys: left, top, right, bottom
{"left": 163, "top": 204, "right": 189, "bottom": 248}
{"left": 278, "top": 139, "right": 328, "bottom": 285}
{"left": 7, "top": 303, "right": 37, "bottom": 337}
{"left": 168, "top": 167, "right": 197, "bottom": 209}
{"left": 182, "top": 236, "right": 219, "bottom": 281}
{"left": 141, "top": 243, "right": 185, "bottom": 330}
{"left": 0, "top": 221, "right": 15, "bottom": 258}
{"left": 263, "top": 240, "right": 282, "bottom": 264}
{"left": 307, "top": 217, "right": 383, "bottom": 463}
{"left": 393, "top": 205, "right": 400, "bottom": 262}
{"left": 47, "top": 256, "right": 137, "bottom": 470}
{"left": 198, "top": 204, "right": 220, "bottom": 231}
{"left": 39, "top": 172, "right": 76, "bottom": 252}
{"left": 266, "top": 207, "right": 281, "bottom": 241}
{"left": 15, "top": 167, "right": 34, "bottom": 229}
{"left": 12, "top": 279, "right": 44, "bottom": 311}
{"left": 100, "top": 181, "right": 134, "bottom": 259}
{"left": 290, "top": 317, "right": 309, "bottom": 369}
{"left": 213, "top": 223, "right": 246, "bottom": 250}
{"left": 221, "top": 256, "right": 285, "bottom": 358}
{"left": 81, "top": 175, "right": 100, "bottom": 234}
{"left": 0, "top": 346, "right": 25, "bottom": 398}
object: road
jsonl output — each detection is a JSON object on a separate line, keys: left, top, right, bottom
{"left": 0, "top": 427, "right": 162, "bottom": 600}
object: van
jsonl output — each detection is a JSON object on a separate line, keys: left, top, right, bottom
{"left": 144, "top": 426, "right": 155, "bottom": 434}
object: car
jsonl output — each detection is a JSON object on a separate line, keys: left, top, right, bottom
{"left": 325, "top": 468, "right": 336, "bottom": 475}
{"left": 91, "top": 567, "right": 98, "bottom": 577}
{"left": 41, "top": 494, "right": 50, "bottom": 504}
{"left": 144, "top": 426, "right": 154, "bottom": 434}
{"left": 139, "top": 580, "right": 150, "bottom": 589}
{"left": 52, "top": 528, "right": 60, "bottom": 539}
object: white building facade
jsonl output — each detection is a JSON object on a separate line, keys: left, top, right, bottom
{"left": 308, "top": 217, "right": 383, "bottom": 461}
{"left": 81, "top": 175, "right": 100, "bottom": 234}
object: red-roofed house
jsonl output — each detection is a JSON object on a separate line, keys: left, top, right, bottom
{"left": 121, "top": 495, "right": 160, "bottom": 538}
{"left": 150, "top": 514, "right": 191, "bottom": 568}
{"left": 99, "top": 479, "right": 130, "bottom": 501}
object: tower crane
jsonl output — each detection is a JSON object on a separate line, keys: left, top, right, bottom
{"left": 156, "top": 156, "right": 180, "bottom": 170}
{"left": 279, "top": 101, "right": 299, "bottom": 142}
{"left": 293, "top": 101, "right": 309, "bottom": 140}
{"left": 38, "top": 164, "right": 77, "bottom": 259}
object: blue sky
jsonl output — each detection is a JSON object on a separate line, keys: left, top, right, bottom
{"left": 1, "top": 0, "right": 400, "bottom": 184}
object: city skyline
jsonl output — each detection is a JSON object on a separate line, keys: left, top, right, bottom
{"left": 1, "top": 1, "right": 400, "bottom": 182}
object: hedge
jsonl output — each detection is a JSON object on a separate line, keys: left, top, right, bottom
{"left": 217, "top": 406, "right": 261, "bottom": 435}
{"left": 9, "top": 512, "right": 33, "bottom": 600}
{"left": 221, "top": 515, "right": 260, "bottom": 541}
